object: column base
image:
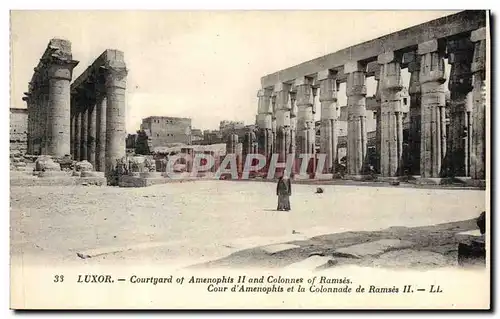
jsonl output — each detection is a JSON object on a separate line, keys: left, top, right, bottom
{"left": 453, "top": 176, "right": 486, "bottom": 188}
{"left": 411, "top": 176, "right": 449, "bottom": 185}
{"left": 294, "top": 174, "right": 312, "bottom": 181}
{"left": 375, "top": 176, "right": 408, "bottom": 184}
{"left": 345, "top": 174, "right": 373, "bottom": 181}
{"left": 314, "top": 173, "right": 334, "bottom": 180}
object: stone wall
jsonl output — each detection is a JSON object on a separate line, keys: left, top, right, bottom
{"left": 10, "top": 108, "right": 28, "bottom": 154}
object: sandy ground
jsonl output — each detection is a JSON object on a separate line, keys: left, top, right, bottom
{"left": 10, "top": 181, "right": 486, "bottom": 268}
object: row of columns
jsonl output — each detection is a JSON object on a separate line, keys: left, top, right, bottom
{"left": 71, "top": 64, "right": 128, "bottom": 175}
{"left": 24, "top": 40, "right": 79, "bottom": 157}
{"left": 256, "top": 27, "right": 487, "bottom": 181}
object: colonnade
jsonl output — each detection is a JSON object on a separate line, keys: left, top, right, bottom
{"left": 256, "top": 11, "right": 487, "bottom": 183}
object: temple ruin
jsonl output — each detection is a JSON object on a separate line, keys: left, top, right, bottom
{"left": 254, "top": 10, "right": 487, "bottom": 185}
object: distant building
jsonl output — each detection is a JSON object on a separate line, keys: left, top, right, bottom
{"left": 191, "top": 129, "right": 204, "bottom": 142}
{"left": 10, "top": 108, "right": 28, "bottom": 154}
{"left": 140, "top": 116, "right": 192, "bottom": 147}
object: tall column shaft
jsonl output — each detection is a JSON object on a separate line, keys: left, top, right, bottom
{"left": 80, "top": 104, "right": 88, "bottom": 161}
{"left": 274, "top": 83, "right": 291, "bottom": 162}
{"left": 408, "top": 57, "right": 422, "bottom": 175}
{"left": 470, "top": 27, "right": 487, "bottom": 180}
{"left": 88, "top": 102, "right": 97, "bottom": 166}
{"left": 105, "top": 66, "right": 128, "bottom": 176}
{"left": 74, "top": 104, "right": 81, "bottom": 161}
{"left": 418, "top": 40, "right": 446, "bottom": 178}
{"left": 345, "top": 62, "right": 367, "bottom": 176}
{"left": 256, "top": 89, "right": 273, "bottom": 159}
{"left": 96, "top": 95, "right": 107, "bottom": 172}
{"left": 70, "top": 99, "right": 75, "bottom": 159}
{"left": 290, "top": 92, "right": 297, "bottom": 156}
{"left": 378, "top": 51, "right": 404, "bottom": 177}
{"left": 40, "top": 87, "right": 49, "bottom": 155}
{"left": 447, "top": 37, "right": 474, "bottom": 177}
{"left": 46, "top": 61, "right": 76, "bottom": 157}
{"left": 374, "top": 71, "right": 382, "bottom": 174}
{"left": 296, "top": 79, "right": 315, "bottom": 156}
{"left": 271, "top": 94, "right": 277, "bottom": 155}
{"left": 318, "top": 70, "right": 338, "bottom": 174}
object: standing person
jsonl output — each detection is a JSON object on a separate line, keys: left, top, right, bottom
{"left": 276, "top": 173, "right": 292, "bottom": 211}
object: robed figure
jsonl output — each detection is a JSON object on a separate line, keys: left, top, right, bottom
{"left": 276, "top": 175, "right": 292, "bottom": 211}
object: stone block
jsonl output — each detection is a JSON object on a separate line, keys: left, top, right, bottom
{"left": 335, "top": 239, "right": 414, "bottom": 258}
{"left": 75, "top": 160, "right": 93, "bottom": 172}
{"left": 35, "top": 155, "right": 61, "bottom": 172}
{"left": 471, "top": 27, "right": 487, "bottom": 42}
{"left": 417, "top": 39, "right": 439, "bottom": 55}
{"left": 317, "top": 69, "right": 335, "bottom": 81}
{"left": 285, "top": 255, "right": 335, "bottom": 270}
{"left": 261, "top": 243, "right": 300, "bottom": 255}
{"left": 37, "top": 171, "right": 71, "bottom": 178}
{"left": 455, "top": 229, "right": 483, "bottom": 243}
{"left": 377, "top": 51, "right": 396, "bottom": 64}
{"left": 344, "top": 61, "right": 365, "bottom": 74}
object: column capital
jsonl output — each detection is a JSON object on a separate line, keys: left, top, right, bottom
{"left": 294, "top": 76, "right": 313, "bottom": 87}
{"left": 417, "top": 39, "right": 442, "bottom": 55}
{"left": 317, "top": 69, "right": 336, "bottom": 81}
{"left": 274, "top": 82, "right": 291, "bottom": 93}
{"left": 47, "top": 59, "right": 79, "bottom": 81}
{"left": 344, "top": 61, "right": 366, "bottom": 74}
{"left": 257, "top": 88, "right": 273, "bottom": 98}
{"left": 471, "top": 27, "right": 487, "bottom": 42}
{"left": 377, "top": 51, "right": 402, "bottom": 64}
{"left": 105, "top": 65, "right": 128, "bottom": 89}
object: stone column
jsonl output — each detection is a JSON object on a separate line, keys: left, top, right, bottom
{"left": 40, "top": 84, "right": 49, "bottom": 155}
{"left": 447, "top": 37, "right": 474, "bottom": 178}
{"left": 378, "top": 51, "right": 404, "bottom": 179}
{"left": 70, "top": 97, "right": 75, "bottom": 159}
{"left": 344, "top": 61, "right": 368, "bottom": 178}
{"left": 74, "top": 100, "right": 82, "bottom": 161}
{"left": 290, "top": 92, "right": 297, "bottom": 156}
{"left": 87, "top": 99, "right": 97, "bottom": 167}
{"left": 80, "top": 102, "right": 88, "bottom": 161}
{"left": 274, "top": 83, "right": 291, "bottom": 164}
{"left": 256, "top": 89, "right": 273, "bottom": 159}
{"left": 470, "top": 27, "right": 487, "bottom": 181}
{"left": 105, "top": 65, "right": 128, "bottom": 176}
{"left": 22, "top": 94, "right": 33, "bottom": 154}
{"left": 96, "top": 94, "right": 107, "bottom": 172}
{"left": 271, "top": 94, "right": 277, "bottom": 155}
{"left": 318, "top": 69, "right": 338, "bottom": 176}
{"left": 418, "top": 39, "right": 446, "bottom": 180}
{"left": 33, "top": 88, "right": 42, "bottom": 155}
{"left": 374, "top": 69, "right": 382, "bottom": 174}
{"left": 408, "top": 53, "right": 422, "bottom": 176}
{"left": 46, "top": 60, "right": 78, "bottom": 157}
{"left": 296, "top": 77, "right": 315, "bottom": 177}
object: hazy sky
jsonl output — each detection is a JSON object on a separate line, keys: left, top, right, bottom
{"left": 11, "top": 10, "right": 456, "bottom": 133}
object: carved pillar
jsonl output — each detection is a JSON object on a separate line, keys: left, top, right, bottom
{"left": 40, "top": 84, "right": 49, "bottom": 155}
{"left": 22, "top": 93, "right": 33, "bottom": 154}
{"left": 105, "top": 64, "right": 128, "bottom": 176}
{"left": 46, "top": 59, "right": 78, "bottom": 157}
{"left": 33, "top": 86, "right": 42, "bottom": 155}
{"left": 271, "top": 94, "right": 277, "bottom": 155}
{"left": 70, "top": 97, "right": 75, "bottom": 159}
{"left": 447, "top": 37, "right": 474, "bottom": 178}
{"left": 470, "top": 27, "right": 487, "bottom": 180}
{"left": 290, "top": 92, "right": 297, "bottom": 156}
{"left": 256, "top": 89, "right": 273, "bottom": 159}
{"left": 418, "top": 39, "right": 446, "bottom": 178}
{"left": 318, "top": 69, "right": 338, "bottom": 175}
{"left": 274, "top": 83, "right": 291, "bottom": 164}
{"left": 296, "top": 77, "right": 315, "bottom": 176}
{"left": 378, "top": 51, "right": 404, "bottom": 178}
{"left": 374, "top": 69, "right": 382, "bottom": 174}
{"left": 88, "top": 99, "right": 97, "bottom": 167}
{"left": 80, "top": 100, "right": 88, "bottom": 161}
{"left": 96, "top": 94, "right": 107, "bottom": 172}
{"left": 74, "top": 98, "right": 82, "bottom": 161}
{"left": 408, "top": 53, "right": 422, "bottom": 176}
{"left": 344, "top": 61, "right": 368, "bottom": 177}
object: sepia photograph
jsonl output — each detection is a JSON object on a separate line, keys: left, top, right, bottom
{"left": 8, "top": 9, "right": 490, "bottom": 310}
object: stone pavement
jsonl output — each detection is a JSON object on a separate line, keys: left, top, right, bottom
{"left": 10, "top": 181, "right": 485, "bottom": 269}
